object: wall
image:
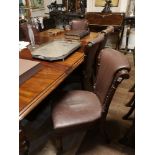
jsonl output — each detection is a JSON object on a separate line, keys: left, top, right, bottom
{"left": 86, "top": 0, "right": 130, "bottom": 13}
{"left": 29, "top": 0, "right": 51, "bottom": 17}
{"left": 30, "top": 0, "right": 130, "bottom": 17}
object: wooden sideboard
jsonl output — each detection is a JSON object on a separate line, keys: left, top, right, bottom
{"left": 85, "top": 12, "right": 125, "bottom": 49}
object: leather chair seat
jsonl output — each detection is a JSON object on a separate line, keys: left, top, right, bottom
{"left": 52, "top": 90, "right": 102, "bottom": 131}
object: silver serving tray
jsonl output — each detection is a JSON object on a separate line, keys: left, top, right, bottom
{"left": 31, "top": 40, "right": 81, "bottom": 61}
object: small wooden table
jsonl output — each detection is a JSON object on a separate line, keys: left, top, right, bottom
{"left": 19, "top": 30, "right": 98, "bottom": 121}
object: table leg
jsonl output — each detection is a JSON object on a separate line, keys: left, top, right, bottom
{"left": 125, "top": 25, "right": 131, "bottom": 53}
{"left": 19, "top": 123, "right": 29, "bottom": 155}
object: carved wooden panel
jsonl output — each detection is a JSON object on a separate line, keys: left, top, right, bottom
{"left": 64, "top": 0, "right": 86, "bottom": 12}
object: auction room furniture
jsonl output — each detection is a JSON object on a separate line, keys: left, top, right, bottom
{"left": 101, "top": 25, "right": 114, "bottom": 45}
{"left": 19, "top": 30, "right": 98, "bottom": 120}
{"left": 83, "top": 33, "right": 105, "bottom": 91}
{"left": 20, "top": 22, "right": 39, "bottom": 42}
{"left": 19, "top": 29, "right": 98, "bottom": 154}
{"left": 63, "top": 25, "right": 114, "bottom": 92}
{"left": 122, "top": 16, "right": 135, "bottom": 51}
{"left": 69, "top": 19, "right": 89, "bottom": 30}
{"left": 51, "top": 48, "right": 131, "bottom": 155}
{"left": 84, "top": 26, "right": 114, "bottom": 89}
{"left": 96, "top": 25, "right": 114, "bottom": 70}
{"left": 85, "top": 12, "right": 125, "bottom": 49}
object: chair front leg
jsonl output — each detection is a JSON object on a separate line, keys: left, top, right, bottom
{"left": 19, "top": 124, "right": 29, "bottom": 155}
{"left": 99, "top": 117, "right": 110, "bottom": 143}
{"left": 55, "top": 135, "right": 63, "bottom": 155}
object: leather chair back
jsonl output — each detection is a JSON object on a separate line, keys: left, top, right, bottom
{"left": 94, "top": 48, "right": 130, "bottom": 117}
{"left": 101, "top": 26, "right": 114, "bottom": 35}
{"left": 95, "top": 27, "right": 114, "bottom": 75}
{"left": 20, "top": 22, "right": 39, "bottom": 42}
{"left": 83, "top": 34, "right": 105, "bottom": 91}
{"left": 97, "top": 33, "right": 106, "bottom": 51}
{"left": 70, "top": 19, "right": 89, "bottom": 30}
{"left": 98, "top": 26, "right": 114, "bottom": 48}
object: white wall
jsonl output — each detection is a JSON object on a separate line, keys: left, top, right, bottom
{"left": 30, "top": 0, "right": 51, "bottom": 17}
{"left": 30, "top": 0, "right": 130, "bottom": 17}
{"left": 86, "top": 0, "right": 130, "bottom": 13}
{"left": 44, "top": 0, "right": 51, "bottom": 13}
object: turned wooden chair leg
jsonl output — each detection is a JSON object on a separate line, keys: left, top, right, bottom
{"left": 123, "top": 101, "right": 135, "bottom": 120}
{"left": 126, "top": 94, "right": 135, "bottom": 107}
{"left": 99, "top": 118, "right": 110, "bottom": 143}
{"left": 55, "top": 136, "right": 63, "bottom": 155}
{"left": 119, "top": 120, "right": 135, "bottom": 148}
{"left": 129, "top": 84, "right": 135, "bottom": 92}
{"left": 19, "top": 128, "right": 29, "bottom": 155}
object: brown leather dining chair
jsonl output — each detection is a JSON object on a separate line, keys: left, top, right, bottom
{"left": 19, "top": 22, "right": 39, "bottom": 42}
{"left": 100, "top": 25, "right": 114, "bottom": 48}
{"left": 83, "top": 26, "right": 114, "bottom": 91}
{"left": 95, "top": 26, "right": 115, "bottom": 76}
{"left": 63, "top": 32, "right": 106, "bottom": 91}
{"left": 82, "top": 33, "right": 106, "bottom": 91}
{"left": 51, "top": 48, "right": 131, "bottom": 155}
{"left": 101, "top": 25, "right": 114, "bottom": 35}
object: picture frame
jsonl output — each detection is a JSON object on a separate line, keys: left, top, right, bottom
{"left": 56, "top": 0, "right": 63, "bottom": 4}
{"left": 95, "top": 0, "right": 119, "bottom": 7}
{"left": 30, "top": 0, "right": 44, "bottom": 9}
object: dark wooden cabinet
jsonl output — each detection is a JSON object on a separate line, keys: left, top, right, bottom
{"left": 85, "top": 12, "right": 124, "bottom": 28}
{"left": 85, "top": 12, "right": 125, "bottom": 49}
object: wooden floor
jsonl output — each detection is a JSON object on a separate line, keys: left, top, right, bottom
{"left": 21, "top": 52, "right": 135, "bottom": 155}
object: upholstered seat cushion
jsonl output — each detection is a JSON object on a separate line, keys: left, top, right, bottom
{"left": 51, "top": 90, "right": 102, "bottom": 131}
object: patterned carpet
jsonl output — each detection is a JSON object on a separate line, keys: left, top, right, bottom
{"left": 21, "top": 52, "right": 135, "bottom": 155}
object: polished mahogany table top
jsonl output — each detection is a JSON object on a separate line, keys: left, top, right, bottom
{"left": 19, "top": 30, "right": 98, "bottom": 120}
